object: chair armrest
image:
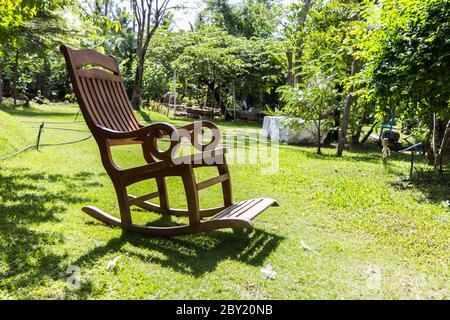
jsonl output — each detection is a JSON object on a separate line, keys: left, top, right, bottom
{"left": 177, "top": 120, "right": 221, "bottom": 151}
{"left": 97, "top": 123, "right": 180, "bottom": 160}
{"left": 97, "top": 122, "right": 178, "bottom": 140}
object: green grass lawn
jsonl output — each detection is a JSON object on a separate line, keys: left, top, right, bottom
{"left": 0, "top": 102, "right": 449, "bottom": 299}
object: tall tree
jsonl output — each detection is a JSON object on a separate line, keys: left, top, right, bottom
{"left": 197, "top": 0, "right": 280, "bottom": 39}
{"left": 369, "top": 0, "right": 450, "bottom": 165}
{"left": 0, "top": 0, "right": 69, "bottom": 105}
{"left": 0, "top": 52, "right": 3, "bottom": 100}
{"left": 337, "top": 57, "right": 358, "bottom": 156}
{"left": 293, "top": 0, "right": 313, "bottom": 85}
{"left": 130, "top": 0, "right": 173, "bottom": 109}
{"left": 280, "top": 1, "right": 314, "bottom": 86}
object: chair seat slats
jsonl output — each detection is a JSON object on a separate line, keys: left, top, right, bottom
{"left": 210, "top": 198, "right": 277, "bottom": 222}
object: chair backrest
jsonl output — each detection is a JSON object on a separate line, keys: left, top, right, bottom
{"left": 60, "top": 45, "right": 141, "bottom": 133}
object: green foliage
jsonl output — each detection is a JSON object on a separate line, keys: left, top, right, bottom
{"left": 370, "top": 0, "right": 450, "bottom": 119}
{"left": 280, "top": 0, "right": 450, "bottom": 147}
{"left": 141, "top": 63, "right": 170, "bottom": 102}
{"left": 1, "top": 0, "right": 448, "bottom": 131}
{"left": 1, "top": 8, "right": 74, "bottom": 101}
{"left": 145, "top": 26, "right": 284, "bottom": 111}
{"left": 0, "top": 0, "right": 70, "bottom": 43}
{"left": 197, "top": 0, "right": 281, "bottom": 38}
{"left": 279, "top": 75, "right": 338, "bottom": 121}
{"left": 278, "top": 69, "right": 337, "bottom": 152}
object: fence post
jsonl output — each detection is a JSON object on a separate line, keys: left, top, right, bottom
{"left": 36, "top": 121, "right": 44, "bottom": 150}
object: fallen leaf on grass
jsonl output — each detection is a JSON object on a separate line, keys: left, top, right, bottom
{"left": 106, "top": 256, "right": 121, "bottom": 270}
{"left": 300, "top": 240, "right": 313, "bottom": 251}
{"left": 261, "top": 265, "right": 276, "bottom": 280}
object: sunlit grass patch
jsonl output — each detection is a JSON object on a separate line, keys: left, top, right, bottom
{"left": 0, "top": 103, "right": 448, "bottom": 300}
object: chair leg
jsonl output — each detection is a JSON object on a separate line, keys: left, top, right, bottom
{"left": 113, "top": 180, "right": 132, "bottom": 227}
{"left": 156, "top": 177, "right": 170, "bottom": 213}
{"left": 217, "top": 162, "right": 233, "bottom": 207}
{"left": 180, "top": 165, "right": 201, "bottom": 227}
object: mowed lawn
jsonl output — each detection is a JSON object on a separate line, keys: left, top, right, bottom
{"left": 0, "top": 103, "right": 448, "bottom": 299}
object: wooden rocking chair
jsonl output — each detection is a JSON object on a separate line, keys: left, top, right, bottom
{"left": 60, "top": 45, "right": 278, "bottom": 236}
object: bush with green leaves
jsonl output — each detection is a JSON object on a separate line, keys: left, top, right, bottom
{"left": 278, "top": 70, "right": 337, "bottom": 154}
{"left": 370, "top": 0, "right": 450, "bottom": 120}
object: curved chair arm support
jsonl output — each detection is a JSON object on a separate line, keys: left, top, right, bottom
{"left": 98, "top": 123, "right": 181, "bottom": 160}
{"left": 178, "top": 120, "right": 221, "bottom": 151}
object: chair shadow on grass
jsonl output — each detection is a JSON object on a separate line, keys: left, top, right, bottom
{"left": 74, "top": 220, "right": 284, "bottom": 278}
{"left": 0, "top": 167, "right": 98, "bottom": 295}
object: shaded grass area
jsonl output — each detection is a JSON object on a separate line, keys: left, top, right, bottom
{"left": 0, "top": 102, "right": 449, "bottom": 299}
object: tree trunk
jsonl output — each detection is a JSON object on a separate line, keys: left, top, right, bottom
{"left": 434, "top": 119, "right": 450, "bottom": 170}
{"left": 351, "top": 107, "right": 367, "bottom": 145}
{"left": 131, "top": 0, "right": 136, "bottom": 32}
{"left": 0, "top": 57, "right": 3, "bottom": 101}
{"left": 131, "top": 52, "right": 144, "bottom": 109}
{"left": 337, "top": 58, "right": 358, "bottom": 156}
{"left": 352, "top": 129, "right": 362, "bottom": 145}
{"left": 104, "top": 0, "right": 110, "bottom": 17}
{"left": 43, "top": 52, "right": 51, "bottom": 99}
{"left": 293, "top": 0, "right": 313, "bottom": 84}
{"left": 286, "top": 51, "right": 294, "bottom": 86}
{"left": 205, "top": 81, "right": 225, "bottom": 116}
{"left": 13, "top": 47, "right": 19, "bottom": 107}
{"left": 130, "top": 0, "right": 167, "bottom": 110}
{"left": 317, "top": 118, "right": 322, "bottom": 154}
{"left": 432, "top": 113, "right": 438, "bottom": 159}
{"left": 360, "top": 120, "right": 380, "bottom": 144}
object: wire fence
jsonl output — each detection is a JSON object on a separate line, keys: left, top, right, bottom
{"left": 19, "top": 120, "right": 86, "bottom": 125}
{"left": 0, "top": 120, "right": 92, "bottom": 161}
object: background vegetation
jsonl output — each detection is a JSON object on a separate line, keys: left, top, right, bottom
{"left": 0, "top": 0, "right": 448, "bottom": 159}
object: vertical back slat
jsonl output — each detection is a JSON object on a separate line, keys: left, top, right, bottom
{"left": 92, "top": 78, "right": 123, "bottom": 131}
{"left": 105, "top": 80, "right": 131, "bottom": 130}
{"left": 78, "top": 76, "right": 104, "bottom": 127}
{"left": 85, "top": 78, "right": 115, "bottom": 129}
{"left": 104, "top": 80, "right": 126, "bottom": 130}
{"left": 99, "top": 79, "right": 129, "bottom": 130}
{"left": 116, "top": 81, "right": 140, "bottom": 130}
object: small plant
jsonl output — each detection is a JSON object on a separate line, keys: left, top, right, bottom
{"left": 278, "top": 72, "right": 337, "bottom": 154}
{"left": 64, "top": 93, "right": 77, "bottom": 103}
